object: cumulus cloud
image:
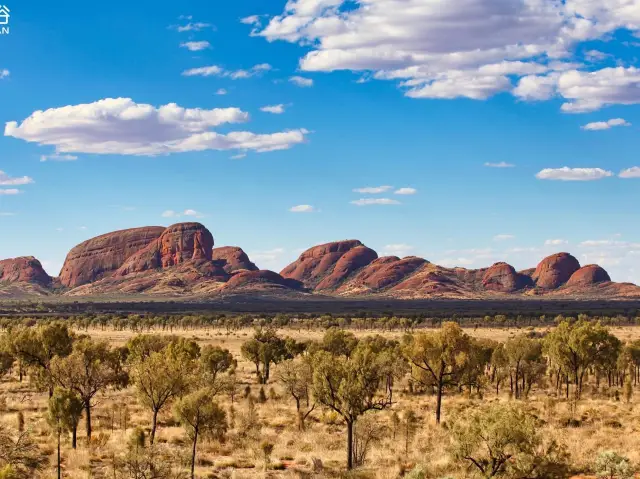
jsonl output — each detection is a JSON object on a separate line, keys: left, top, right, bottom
{"left": 545, "top": 239, "right": 569, "bottom": 246}
{"left": 0, "top": 189, "right": 20, "bottom": 195}
{"left": 484, "top": 162, "right": 515, "bottom": 168}
{"left": 260, "top": 104, "right": 286, "bottom": 114}
{"left": 353, "top": 186, "right": 392, "bottom": 194}
{"left": 289, "top": 76, "right": 313, "bottom": 87}
{"left": 162, "top": 209, "right": 203, "bottom": 218}
{"left": 180, "top": 41, "right": 211, "bottom": 51}
{"left": 4, "top": 98, "right": 308, "bottom": 156}
{"left": 581, "top": 118, "right": 631, "bottom": 130}
{"left": 182, "top": 63, "right": 272, "bottom": 79}
{"left": 535, "top": 167, "right": 613, "bottom": 181}
{"left": 245, "top": 1, "right": 640, "bottom": 111}
{"left": 494, "top": 234, "right": 515, "bottom": 241}
{"left": 0, "top": 171, "right": 34, "bottom": 186}
{"left": 394, "top": 187, "right": 417, "bottom": 195}
{"left": 351, "top": 198, "right": 401, "bottom": 206}
{"left": 241, "top": 15, "right": 261, "bottom": 25}
{"left": 0, "top": 70, "right": 9, "bottom": 80}
{"left": 177, "top": 22, "right": 212, "bottom": 32}
{"left": 559, "top": 67, "right": 640, "bottom": 112}
{"left": 620, "top": 167, "right": 640, "bottom": 179}
{"left": 40, "top": 153, "right": 78, "bottom": 162}
{"left": 289, "top": 204, "right": 316, "bottom": 213}
{"left": 216, "top": 89, "right": 228, "bottom": 95}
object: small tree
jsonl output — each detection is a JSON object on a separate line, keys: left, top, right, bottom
{"left": 130, "top": 347, "right": 193, "bottom": 444}
{"left": 595, "top": 451, "right": 634, "bottom": 479}
{"left": 312, "top": 343, "right": 393, "bottom": 470}
{"left": 50, "top": 338, "right": 127, "bottom": 441}
{"left": 450, "top": 403, "right": 569, "bottom": 478}
{"left": 47, "top": 389, "right": 82, "bottom": 478}
{"left": 200, "top": 345, "right": 234, "bottom": 382}
{"left": 402, "top": 409, "right": 419, "bottom": 458}
{"left": 277, "top": 357, "right": 316, "bottom": 430}
{"left": 174, "top": 388, "right": 227, "bottom": 479}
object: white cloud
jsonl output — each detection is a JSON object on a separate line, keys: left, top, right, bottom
{"left": 0, "top": 70, "right": 9, "bottom": 80}
{"left": 0, "top": 171, "right": 34, "bottom": 186}
{"left": 351, "top": 198, "right": 401, "bottom": 206}
{"left": 183, "top": 63, "right": 272, "bottom": 79}
{"left": 381, "top": 244, "right": 414, "bottom": 256}
{"left": 241, "top": 15, "right": 261, "bottom": 25}
{"left": 162, "top": 209, "right": 204, "bottom": 218}
{"left": 216, "top": 88, "right": 227, "bottom": 96}
{"left": 260, "top": 104, "right": 286, "bottom": 114}
{"left": 5, "top": 98, "right": 308, "bottom": 156}
{"left": 0, "top": 212, "right": 15, "bottom": 216}
{"left": 394, "top": 187, "right": 417, "bottom": 195}
{"left": 230, "top": 153, "right": 246, "bottom": 160}
{"left": 559, "top": 67, "right": 640, "bottom": 113}
{"left": 536, "top": 167, "right": 613, "bottom": 181}
{"left": 177, "top": 22, "right": 212, "bottom": 32}
{"left": 180, "top": 41, "right": 211, "bottom": 52}
{"left": 484, "top": 161, "right": 515, "bottom": 168}
{"left": 0, "top": 189, "right": 20, "bottom": 195}
{"left": 289, "top": 76, "right": 313, "bottom": 87}
{"left": 620, "top": 167, "right": 640, "bottom": 179}
{"left": 494, "top": 234, "right": 515, "bottom": 241}
{"left": 289, "top": 204, "right": 316, "bottom": 213}
{"left": 247, "top": 1, "right": 640, "bottom": 111}
{"left": 353, "top": 185, "right": 392, "bottom": 194}
{"left": 581, "top": 118, "right": 631, "bottom": 130}
{"left": 40, "top": 153, "right": 78, "bottom": 162}
{"left": 545, "top": 239, "right": 569, "bottom": 246}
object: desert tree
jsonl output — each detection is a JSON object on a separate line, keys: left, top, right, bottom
{"left": 48, "top": 388, "right": 83, "bottom": 478}
{"left": 503, "top": 335, "right": 546, "bottom": 399}
{"left": 277, "top": 356, "right": 316, "bottom": 430}
{"left": 50, "top": 338, "right": 128, "bottom": 441}
{"left": 402, "top": 322, "right": 471, "bottom": 424}
{"left": 319, "top": 328, "right": 359, "bottom": 358}
{"left": 0, "top": 427, "right": 46, "bottom": 477}
{"left": 241, "top": 328, "right": 301, "bottom": 384}
{"left": 174, "top": 388, "right": 227, "bottom": 479}
{"left": 200, "top": 345, "right": 234, "bottom": 383}
{"left": 312, "top": 343, "right": 394, "bottom": 470}
{"left": 544, "top": 320, "right": 621, "bottom": 399}
{"left": 10, "top": 323, "right": 73, "bottom": 396}
{"left": 450, "top": 403, "right": 569, "bottom": 478}
{"left": 130, "top": 345, "right": 194, "bottom": 445}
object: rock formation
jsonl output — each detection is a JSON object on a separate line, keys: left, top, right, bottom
{"left": 0, "top": 257, "right": 51, "bottom": 285}
{"left": 212, "top": 247, "right": 258, "bottom": 274}
{"left": 481, "top": 262, "right": 533, "bottom": 292}
{"left": 59, "top": 226, "right": 165, "bottom": 287}
{"left": 532, "top": 253, "right": 581, "bottom": 289}
{"left": 567, "top": 264, "right": 612, "bottom": 286}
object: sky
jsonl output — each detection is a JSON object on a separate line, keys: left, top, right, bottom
{"left": 0, "top": 0, "right": 639, "bottom": 284}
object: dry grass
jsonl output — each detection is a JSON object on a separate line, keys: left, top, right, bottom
{"left": 5, "top": 325, "right": 640, "bottom": 478}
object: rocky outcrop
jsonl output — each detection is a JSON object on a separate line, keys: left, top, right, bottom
{"left": 212, "top": 247, "right": 258, "bottom": 274}
{"left": 0, "top": 257, "right": 51, "bottom": 285}
{"left": 532, "top": 253, "right": 581, "bottom": 289}
{"left": 338, "top": 256, "right": 427, "bottom": 292}
{"left": 482, "top": 262, "right": 532, "bottom": 292}
{"left": 567, "top": 264, "right": 611, "bottom": 287}
{"left": 281, "top": 240, "right": 378, "bottom": 290}
{"left": 59, "top": 227, "right": 165, "bottom": 287}
{"left": 224, "top": 270, "right": 303, "bottom": 291}
{"left": 116, "top": 223, "right": 214, "bottom": 276}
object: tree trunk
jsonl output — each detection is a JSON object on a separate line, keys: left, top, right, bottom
{"left": 57, "top": 428, "right": 61, "bottom": 479}
{"left": 436, "top": 379, "right": 443, "bottom": 425}
{"left": 72, "top": 423, "right": 77, "bottom": 449}
{"left": 151, "top": 409, "right": 158, "bottom": 445}
{"left": 346, "top": 420, "right": 354, "bottom": 470}
{"left": 85, "top": 403, "right": 92, "bottom": 442}
{"left": 190, "top": 428, "right": 199, "bottom": 479}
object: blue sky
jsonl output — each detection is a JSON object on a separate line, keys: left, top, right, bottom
{"left": 1, "top": 0, "right": 639, "bottom": 283}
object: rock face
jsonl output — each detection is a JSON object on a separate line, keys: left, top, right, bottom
{"left": 0, "top": 257, "right": 51, "bottom": 285}
{"left": 212, "top": 247, "right": 258, "bottom": 274}
{"left": 224, "top": 270, "right": 303, "bottom": 291}
{"left": 59, "top": 227, "right": 165, "bottom": 287}
{"left": 339, "top": 256, "right": 427, "bottom": 292}
{"left": 280, "top": 240, "right": 378, "bottom": 290}
{"left": 567, "top": 264, "right": 612, "bottom": 286}
{"left": 482, "top": 262, "right": 532, "bottom": 292}
{"left": 117, "top": 223, "right": 214, "bottom": 276}
{"left": 532, "top": 253, "right": 581, "bottom": 289}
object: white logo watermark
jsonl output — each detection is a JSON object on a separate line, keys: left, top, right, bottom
{"left": 0, "top": 5, "right": 10, "bottom": 35}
